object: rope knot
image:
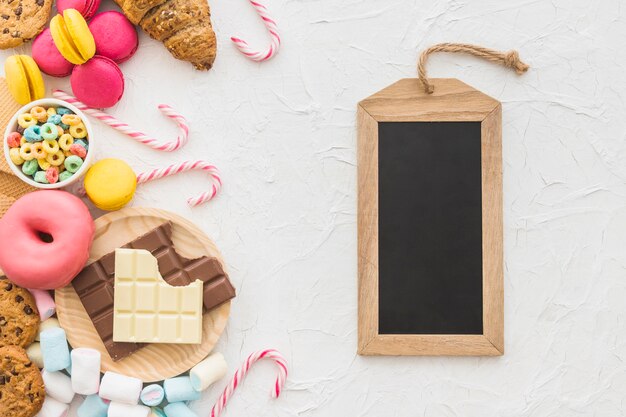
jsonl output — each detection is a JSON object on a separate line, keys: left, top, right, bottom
{"left": 504, "top": 50, "right": 529, "bottom": 74}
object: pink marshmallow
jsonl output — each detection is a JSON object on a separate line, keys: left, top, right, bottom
{"left": 28, "top": 289, "right": 56, "bottom": 321}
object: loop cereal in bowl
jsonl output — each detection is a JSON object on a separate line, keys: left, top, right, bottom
{"left": 3, "top": 98, "right": 94, "bottom": 189}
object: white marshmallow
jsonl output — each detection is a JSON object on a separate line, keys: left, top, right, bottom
{"left": 107, "top": 402, "right": 150, "bottom": 417}
{"left": 35, "top": 318, "right": 60, "bottom": 341}
{"left": 189, "top": 352, "right": 228, "bottom": 391}
{"left": 42, "top": 369, "right": 75, "bottom": 404}
{"left": 26, "top": 342, "right": 44, "bottom": 368}
{"left": 99, "top": 371, "right": 142, "bottom": 405}
{"left": 71, "top": 348, "right": 101, "bottom": 395}
{"left": 35, "top": 396, "right": 70, "bottom": 417}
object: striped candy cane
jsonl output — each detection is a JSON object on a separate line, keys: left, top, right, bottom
{"left": 210, "top": 349, "right": 288, "bottom": 417}
{"left": 231, "top": 0, "right": 281, "bottom": 61}
{"left": 136, "top": 161, "right": 222, "bottom": 207}
{"left": 52, "top": 90, "right": 189, "bottom": 152}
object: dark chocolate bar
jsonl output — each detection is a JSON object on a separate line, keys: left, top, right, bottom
{"left": 71, "top": 222, "right": 235, "bottom": 361}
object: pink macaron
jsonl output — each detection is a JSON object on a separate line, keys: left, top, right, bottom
{"left": 56, "top": 0, "right": 101, "bottom": 19}
{"left": 32, "top": 28, "right": 75, "bottom": 77}
{"left": 88, "top": 11, "right": 138, "bottom": 64}
{"left": 70, "top": 55, "right": 124, "bottom": 108}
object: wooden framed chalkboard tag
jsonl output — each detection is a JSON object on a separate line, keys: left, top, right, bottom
{"left": 357, "top": 44, "right": 529, "bottom": 356}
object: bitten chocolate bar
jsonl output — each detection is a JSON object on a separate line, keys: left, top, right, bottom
{"left": 72, "top": 222, "right": 235, "bottom": 361}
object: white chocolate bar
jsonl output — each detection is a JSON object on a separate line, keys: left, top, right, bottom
{"left": 112, "top": 249, "right": 203, "bottom": 344}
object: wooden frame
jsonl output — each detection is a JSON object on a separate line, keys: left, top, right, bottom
{"left": 357, "top": 78, "right": 503, "bottom": 356}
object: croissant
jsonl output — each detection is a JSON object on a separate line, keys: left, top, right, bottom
{"left": 114, "top": 0, "right": 217, "bottom": 70}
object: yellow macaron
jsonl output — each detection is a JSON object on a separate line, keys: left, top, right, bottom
{"left": 84, "top": 159, "right": 137, "bottom": 211}
{"left": 50, "top": 9, "right": 96, "bottom": 65}
{"left": 4, "top": 55, "right": 45, "bottom": 105}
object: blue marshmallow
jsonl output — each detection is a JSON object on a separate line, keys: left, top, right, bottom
{"left": 40, "top": 327, "right": 71, "bottom": 371}
{"left": 163, "top": 376, "right": 200, "bottom": 403}
{"left": 151, "top": 408, "right": 167, "bottom": 417}
{"left": 164, "top": 403, "right": 199, "bottom": 417}
{"left": 78, "top": 395, "right": 109, "bottom": 417}
{"left": 141, "top": 384, "right": 165, "bottom": 406}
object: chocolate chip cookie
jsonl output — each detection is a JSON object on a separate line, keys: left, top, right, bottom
{"left": 0, "top": 278, "right": 39, "bottom": 348}
{"left": 0, "top": 345, "right": 44, "bottom": 417}
{"left": 0, "top": 0, "right": 53, "bottom": 49}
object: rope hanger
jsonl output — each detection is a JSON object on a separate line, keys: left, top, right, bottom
{"left": 417, "top": 43, "right": 530, "bottom": 94}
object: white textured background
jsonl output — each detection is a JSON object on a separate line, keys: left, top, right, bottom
{"left": 3, "top": 0, "right": 626, "bottom": 415}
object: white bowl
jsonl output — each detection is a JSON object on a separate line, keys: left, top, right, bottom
{"left": 3, "top": 98, "right": 94, "bottom": 189}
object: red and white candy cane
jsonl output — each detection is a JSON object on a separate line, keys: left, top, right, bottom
{"left": 210, "top": 349, "right": 288, "bottom": 417}
{"left": 231, "top": 0, "right": 281, "bottom": 62}
{"left": 52, "top": 90, "right": 189, "bottom": 152}
{"left": 136, "top": 160, "right": 222, "bottom": 207}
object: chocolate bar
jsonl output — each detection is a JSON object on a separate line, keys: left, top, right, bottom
{"left": 72, "top": 222, "right": 235, "bottom": 361}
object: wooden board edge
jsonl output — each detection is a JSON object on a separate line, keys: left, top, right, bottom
{"left": 357, "top": 105, "right": 380, "bottom": 354}
{"left": 481, "top": 104, "right": 504, "bottom": 354}
{"left": 359, "top": 334, "right": 503, "bottom": 356}
{"left": 359, "top": 78, "right": 500, "bottom": 122}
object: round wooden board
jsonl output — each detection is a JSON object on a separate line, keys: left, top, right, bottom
{"left": 55, "top": 207, "right": 230, "bottom": 382}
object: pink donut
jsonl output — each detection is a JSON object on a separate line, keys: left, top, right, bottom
{"left": 0, "top": 191, "right": 94, "bottom": 290}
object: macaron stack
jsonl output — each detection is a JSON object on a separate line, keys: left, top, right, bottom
{"left": 31, "top": 7, "right": 138, "bottom": 108}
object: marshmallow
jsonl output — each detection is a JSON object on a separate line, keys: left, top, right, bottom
{"left": 189, "top": 352, "right": 228, "bottom": 391}
{"left": 78, "top": 395, "right": 110, "bottom": 417}
{"left": 108, "top": 402, "right": 150, "bottom": 417}
{"left": 35, "top": 396, "right": 70, "bottom": 417}
{"left": 36, "top": 317, "right": 60, "bottom": 341}
{"left": 40, "top": 327, "right": 71, "bottom": 372}
{"left": 163, "top": 376, "right": 200, "bottom": 403}
{"left": 99, "top": 371, "right": 142, "bottom": 405}
{"left": 140, "top": 384, "right": 165, "bottom": 407}
{"left": 163, "top": 403, "right": 199, "bottom": 417}
{"left": 26, "top": 342, "right": 44, "bottom": 368}
{"left": 42, "top": 369, "right": 75, "bottom": 404}
{"left": 71, "top": 348, "right": 101, "bottom": 395}
{"left": 28, "top": 289, "right": 56, "bottom": 320}
{"left": 150, "top": 408, "right": 167, "bottom": 417}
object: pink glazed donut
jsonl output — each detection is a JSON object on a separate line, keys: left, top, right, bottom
{"left": 0, "top": 191, "right": 94, "bottom": 290}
